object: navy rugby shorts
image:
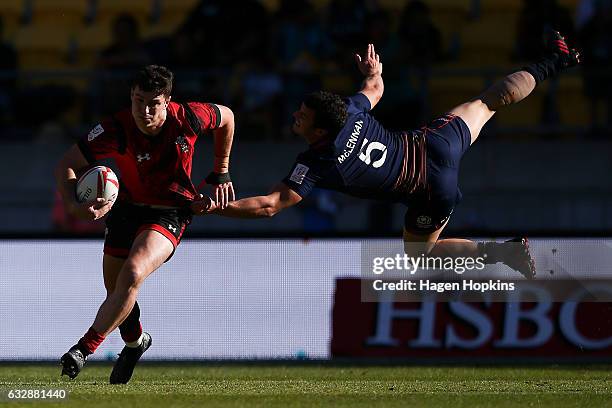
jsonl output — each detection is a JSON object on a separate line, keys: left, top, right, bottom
{"left": 404, "top": 113, "right": 471, "bottom": 234}
{"left": 104, "top": 201, "right": 192, "bottom": 260}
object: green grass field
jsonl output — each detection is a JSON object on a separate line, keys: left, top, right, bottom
{"left": 1, "top": 364, "right": 611, "bottom": 407}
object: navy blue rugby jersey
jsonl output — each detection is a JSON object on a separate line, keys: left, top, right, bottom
{"left": 282, "top": 93, "right": 426, "bottom": 203}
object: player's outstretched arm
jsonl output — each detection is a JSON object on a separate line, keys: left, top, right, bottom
{"left": 191, "top": 183, "right": 302, "bottom": 218}
{"left": 54, "top": 145, "right": 113, "bottom": 220}
{"left": 208, "top": 104, "right": 236, "bottom": 208}
{"left": 356, "top": 43, "right": 384, "bottom": 109}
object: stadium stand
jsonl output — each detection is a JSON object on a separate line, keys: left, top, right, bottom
{"left": 0, "top": 0, "right": 24, "bottom": 38}
{"left": 13, "top": 24, "right": 71, "bottom": 69}
{"left": 0, "top": 0, "right": 595, "bottom": 135}
{"left": 30, "top": 0, "right": 89, "bottom": 28}
{"left": 92, "top": 0, "right": 153, "bottom": 26}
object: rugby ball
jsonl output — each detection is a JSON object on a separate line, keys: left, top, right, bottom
{"left": 75, "top": 166, "right": 119, "bottom": 203}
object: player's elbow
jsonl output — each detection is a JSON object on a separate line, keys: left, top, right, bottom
{"left": 264, "top": 202, "right": 282, "bottom": 218}
{"left": 262, "top": 207, "right": 278, "bottom": 218}
{"left": 372, "top": 90, "right": 383, "bottom": 106}
{"left": 55, "top": 145, "right": 88, "bottom": 182}
{"left": 217, "top": 105, "right": 235, "bottom": 128}
{"left": 261, "top": 197, "right": 283, "bottom": 218}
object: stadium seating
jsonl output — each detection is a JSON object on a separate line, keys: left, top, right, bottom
{"left": 477, "top": 0, "right": 522, "bottom": 14}
{"left": 1, "top": 0, "right": 591, "bottom": 129}
{"left": 30, "top": 0, "right": 89, "bottom": 28}
{"left": 155, "top": 0, "right": 199, "bottom": 24}
{"left": 260, "top": 0, "right": 280, "bottom": 12}
{"left": 431, "top": 0, "right": 587, "bottom": 127}
{"left": 459, "top": 17, "right": 516, "bottom": 66}
{"left": 143, "top": 0, "right": 198, "bottom": 37}
{"left": 8, "top": 0, "right": 203, "bottom": 69}
{"left": 13, "top": 24, "right": 72, "bottom": 69}
{"left": 93, "top": 0, "right": 153, "bottom": 27}
{"left": 428, "top": 76, "right": 485, "bottom": 116}
{"left": 0, "top": 0, "right": 25, "bottom": 38}
{"left": 556, "top": 75, "right": 589, "bottom": 126}
{"left": 74, "top": 23, "right": 113, "bottom": 67}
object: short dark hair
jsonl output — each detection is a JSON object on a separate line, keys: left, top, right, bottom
{"left": 131, "top": 65, "right": 174, "bottom": 96}
{"left": 303, "top": 91, "right": 348, "bottom": 134}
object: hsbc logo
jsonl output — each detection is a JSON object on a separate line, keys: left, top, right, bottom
{"left": 365, "top": 286, "right": 612, "bottom": 350}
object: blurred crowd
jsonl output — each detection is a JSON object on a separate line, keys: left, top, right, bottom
{"left": 0, "top": 0, "right": 611, "bottom": 146}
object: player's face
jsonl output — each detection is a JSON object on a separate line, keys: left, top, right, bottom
{"left": 292, "top": 104, "right": 321, "bottom": 142}
{"left": 131, "top": 86, "right": 170, "bottom": 134}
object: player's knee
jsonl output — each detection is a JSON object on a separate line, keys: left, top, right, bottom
{"left": 403, "top": 239, "right": 435, "bottom": 257}
{"left": 481, "top": 88, "right": 511, "bottom": 111}
{"left": 104, "top": 278, "right": 119, "bottom": 297}
{"left": 105, "top": 286, "right": 115, "bottom": 297}
{"left": 481, "top": 72, "right": 534, "bottom": 112}
{"left": 118, "top": 261, "right": 147, "bottom": 291}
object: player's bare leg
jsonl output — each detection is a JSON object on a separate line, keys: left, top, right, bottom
{"left": 60, "top": 255, "right": 126, "bottom": 380}
{"left": 449, "top": 71, "right": 536, "bottom": 145}
{"left": 101, "top": 255, "right": 152, "bottom": 384}
{"left": 61, "top": 231, "right": 172, "bottom": 380}
{"left": 400, "top": 31, "right": 581, "bottom": 278}
{"left": 103, "top": 255, "right": 125, "bottom": 294}
{"left": 102, "top": 255, "right": 145, "bottom": 348}
{"left": 91, "top": 230, "right": 172, "bottom": 335}
{"left": 404, "top": 66, "right": 543, "bottom": 278}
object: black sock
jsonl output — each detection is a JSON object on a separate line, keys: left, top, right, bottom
{"left": 119, "top": 301, "right": 141, "bottom": 342}
{"left": 523, "top": 54, "right": 564, "bottom": 85}
{"left": 76, "top": 341, "right": 92, "bottom": 357}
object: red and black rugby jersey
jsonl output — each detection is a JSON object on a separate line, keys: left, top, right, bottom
{"left": 78, "top": 101, "right": 221, "bottom": 206}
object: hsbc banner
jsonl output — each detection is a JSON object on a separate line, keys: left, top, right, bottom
{"left": 331, "top": 278, "right": 612, "bottom": 359}
{"left": 1, "top": 238, "right": 611, "bottom": 360}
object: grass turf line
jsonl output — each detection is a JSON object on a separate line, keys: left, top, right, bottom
{"left": 0, "top": 364, "right": 611, "bottom": 407}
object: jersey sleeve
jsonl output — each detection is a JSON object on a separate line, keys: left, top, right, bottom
{"left": 77, "top": 120, "right": 121, "bottom": 163}
{"left": 184, "top": 102, "right": 222, "bottom": 133}
{"left": 345, "top": 93, "right": 372, "bottom": 114}
{"left": 281, "top": 154, "right": 326, "bottom": 198}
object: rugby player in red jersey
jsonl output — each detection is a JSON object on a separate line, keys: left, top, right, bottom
{"left": 55, "top": 65, "right": 235, "bottom": 383}
{"left": 196, "top": 32, "right": 580, "bottom": 277}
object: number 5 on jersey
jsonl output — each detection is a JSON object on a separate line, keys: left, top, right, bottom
{"left": 358, "top": 138, "right": 387, "bottom": 168}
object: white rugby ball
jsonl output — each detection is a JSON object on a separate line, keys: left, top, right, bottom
{"left": 76, "top": 166, "right": 119, "bottom": 203}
